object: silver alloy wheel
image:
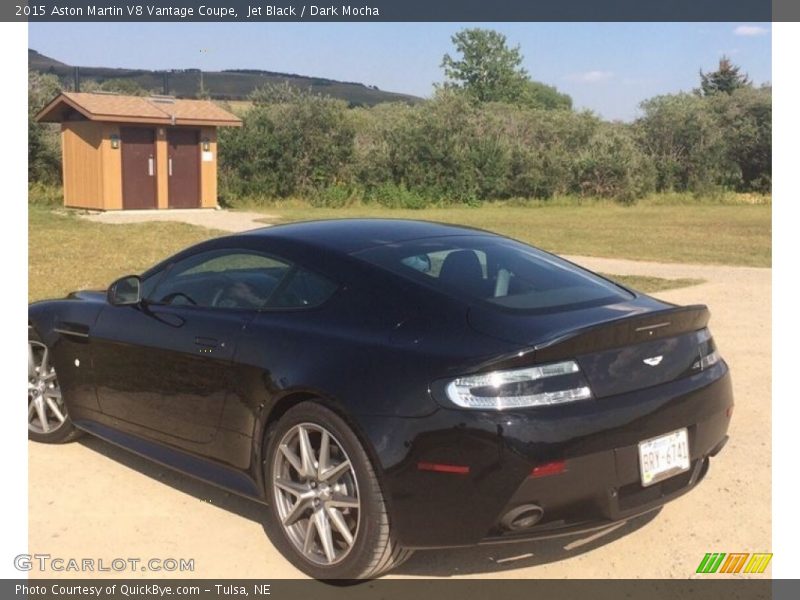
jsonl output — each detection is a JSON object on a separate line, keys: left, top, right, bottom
{"left": 272, "top": 422, "right": 361, "bottom": 566}
{"left": 28, "top": 341, "right": 67, "bottom": 434}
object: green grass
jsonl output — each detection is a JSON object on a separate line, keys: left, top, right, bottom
{"left": 253, "top": 202, "right": 771, "bottom": 267}
{"left": 28, "top": 207, "right": 221, "bottom": 302}
{"left": 29, "top": 206, "right": 710, "bottom": 303}
{"left": 600, "top": 274, "right": 705, "bottom": 294}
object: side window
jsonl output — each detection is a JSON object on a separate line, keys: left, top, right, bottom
{"left": 148, "top": 250, "right": 291, "bottom": 310}
{"left": 140, "top": 269, "right": 165, "bottom": 300}
{"left": 268, "top": 269, "right": 338, "bottom": 309}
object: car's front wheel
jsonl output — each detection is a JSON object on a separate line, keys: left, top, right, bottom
{"left": 28, "top": 331, "right": 81, "bottom": 444}
{"left": 264, "top": 402, "right": 412, "bottom": 579}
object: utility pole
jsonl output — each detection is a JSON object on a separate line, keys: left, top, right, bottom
{"left": 198, "top": 48, "right": 209, "bottom": 98}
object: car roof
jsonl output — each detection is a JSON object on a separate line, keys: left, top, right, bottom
{"left": 242, "top": 219, "right": 492, "bottom": 253}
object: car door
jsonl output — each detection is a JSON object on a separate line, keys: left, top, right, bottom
{"left": 91, "top": 248, "right": 292, "bottom": 448}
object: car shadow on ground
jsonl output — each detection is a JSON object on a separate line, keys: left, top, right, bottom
{"left": 394, "top": 509, "right": 661, "bottom": 576}
{"left": 78, "top": 436, "right": 271, "bottom": 527}
{"left": 79, "top": 435, "right": 661, "bottom": 577}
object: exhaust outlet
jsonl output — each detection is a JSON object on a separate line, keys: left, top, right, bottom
{"left": 501, "top": 504, "right": 544, "bottom": 531}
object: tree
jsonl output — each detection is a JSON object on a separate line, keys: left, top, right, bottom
{"left": 219, "top": 84, "right": 355, "bottom": 200}
{"left": 709, "top": 86, "right": 771, "bottom": 192}
{"left": 635, "top": 93, "right": 733, "bottom": 192}
{"left": 441, "top": 28, "right": 529, "bottom": 103}
{"left": 28, "top": 71, "right": 62, "bottom": 184}
{"left": 248, "top": 81, "right": 299, "bottom": 105}
{"left": 699, "top": 56, "right": 751, "bottom": 96}
{"left": 518, "top": 80, "right": 572, "bottom": 111}
{"left": 572, "top": 123, "right": 656, "bottom": 203}
{"left": 98, "top": 78, "right": 146, "bottom": 96}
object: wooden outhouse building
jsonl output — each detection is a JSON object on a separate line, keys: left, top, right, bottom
{"left": 35, "top": 92, "right": 242, "bottom": 210}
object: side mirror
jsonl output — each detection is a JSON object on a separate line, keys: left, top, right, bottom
{"left": 107, "top": 275, "right": 142, "bottom": 306}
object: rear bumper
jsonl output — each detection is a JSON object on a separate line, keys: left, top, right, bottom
{"left": 360, "top": 362, "right": 733, "bottom": 549}
{"left": 481, "top": 432, "right": 727, "bottom": 545}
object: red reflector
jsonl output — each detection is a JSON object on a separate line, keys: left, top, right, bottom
{"left": 417, "top": 462, "right": 470, "bottom": 475}
{"left": 726, "top": 406, "right": 734, "bottom": 418}
{"left": 531, "top": 460, "right": 566, "bottom": 478}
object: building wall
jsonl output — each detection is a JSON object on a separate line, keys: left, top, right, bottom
{"left": 100, "top": 123, "right": 123, "bottom": 210}
{"left": 156, "top": 127, "right": 169, "bottom": 209}
{"left": 61, "top": 121, "right": 104, "bottom": 210}
{"left": 61, "top": 122, "right": 221, "bottom": 210}
{"left": 200, "top": 127, "right": 218, "bottom": 209}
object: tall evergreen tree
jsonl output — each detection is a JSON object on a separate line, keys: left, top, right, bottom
{"left": 699, "top": 56, "right": 751, "bottom": 96}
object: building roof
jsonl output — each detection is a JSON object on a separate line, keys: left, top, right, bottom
{"left": 35, "top": 92, "right": 242, "bottom": 127}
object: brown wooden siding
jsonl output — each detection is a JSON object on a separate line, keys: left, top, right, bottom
{"left": 100, "top": 124, "right": 123, "bottom": 210}
{"left": 200, "top": 127, "right": 218, "bottom": 208}
{"left": 58, "top": 121, "right": 221, "bottom": 211}
{"left": 61, "top": 122, "right": 104, "bottom": 210}
{"left": 156, "top": 127, "right": 169, "bottom": 209}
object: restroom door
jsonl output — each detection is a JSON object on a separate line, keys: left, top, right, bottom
{"left": 167, "top": 129, "right": 201, "bottom": 208}
{"left": 121, "top": 127, "right": 157, "bottom": 209}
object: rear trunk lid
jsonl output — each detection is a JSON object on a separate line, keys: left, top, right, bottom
{"left": 468, "top": 299, "right": 713, "bottom": 398}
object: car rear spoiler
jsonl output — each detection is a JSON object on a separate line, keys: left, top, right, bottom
{"left": 532, "top": 304, "right": 710, "bottom": 362}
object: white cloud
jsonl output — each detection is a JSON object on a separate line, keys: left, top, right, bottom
{"left": 734, "top": 25, "right": 769, "bottom": 37}
{"left": 565, "top": 70, "right": 614, "bottom": 83}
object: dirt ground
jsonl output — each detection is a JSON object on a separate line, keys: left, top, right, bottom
{"left": 82, "top": 208, "right": 271, "bottom": 232}
{"left": 28, "top": 254, "right": 771, "bottom": 579}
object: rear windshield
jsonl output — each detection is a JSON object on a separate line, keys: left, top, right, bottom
{"left": 354, "top": 235, "right": 633, "bottom": 312}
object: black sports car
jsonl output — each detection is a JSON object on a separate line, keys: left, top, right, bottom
{"left": 28, "top": 219, "right": 732, "bottom": 579}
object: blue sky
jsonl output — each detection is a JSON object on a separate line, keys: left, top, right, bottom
{"left": 29, "top": 22, "right": 771, "bottom": 121}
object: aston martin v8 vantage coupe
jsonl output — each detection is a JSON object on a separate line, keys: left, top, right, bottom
{"left": 28, "top": 219, "right": 732, "bottom": 579}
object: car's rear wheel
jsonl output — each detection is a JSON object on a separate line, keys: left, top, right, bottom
{"left": 264, "top": 402, "right": 412, "bottom": 579}
{"left": 28, "top": 332, "right": 81, "bottom": 444}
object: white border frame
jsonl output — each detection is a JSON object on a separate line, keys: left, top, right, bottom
{"left": 771, "top": 22, "right": 798, "bottom": 579}
{"left": 0, "top": 22, "right": 28, "bottom": 579}
{"left": 2, "top": 18, "right": 794, "bottom": 581}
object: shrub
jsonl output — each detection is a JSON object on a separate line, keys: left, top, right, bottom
{"left": 30, "top": 74, "right": 770, "bottom": 206}
{"left": 310, "top": 183, "right": 362, "bottom": 208}
{"left": 572, "top": 124, "right": 656, "bottom": 204}
{"left": 366, "top": 182, "right": 429, "bottom": 209}
{"left": 219, "top": 85, "right": 355, "bottom": 199}
{"left": 28, "top": 72, "right": 62, "bottom": 186}
{"left": 28, "top": 183, "right": 63, "bottom": 207}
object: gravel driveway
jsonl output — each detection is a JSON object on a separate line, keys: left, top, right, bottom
{"left": 28, "top": 254, "right": 770, "bottom": 579}
{"left": 82, "top": 208, "right": 272, "bottom": 232}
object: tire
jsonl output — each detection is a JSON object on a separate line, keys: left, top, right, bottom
{"left": 263, "top": 401, "right": 412, "bottom": 579}
{"left": 28, "top": 329, "right": 82, "bottom": 444}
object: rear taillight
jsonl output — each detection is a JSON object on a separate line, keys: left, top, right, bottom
{"left": 693, "top": 328, "right": 722, "bottom": 371}
{"left": 531, "top": 460, "right": 567, "bottom": 478}
{"left": 445, "top": 360, "right": 593, "bottom": 410}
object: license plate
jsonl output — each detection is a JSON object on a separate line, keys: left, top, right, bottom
{"left": 638, "top": 428, "right": 690, "bottom": 487}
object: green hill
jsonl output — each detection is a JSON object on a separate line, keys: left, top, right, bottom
{"left": 28, "top": 49, "right": 421, "bottom": 107}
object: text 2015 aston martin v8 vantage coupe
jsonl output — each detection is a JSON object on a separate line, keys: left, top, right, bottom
{"left": 28, "top": 219, "right": 732, "bottom": 579}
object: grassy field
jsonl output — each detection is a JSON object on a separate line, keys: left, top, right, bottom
{"left": 29, "top": 206, "right": 709, "bottom": 302}
{"left": 601, "top": 274, "right": 704, "bottom": 293}
{"left": 28, "top": 208, "right": 222, "bottom": 302}
{"left": 255, "top": 202, "right": 771, "bottom": 268}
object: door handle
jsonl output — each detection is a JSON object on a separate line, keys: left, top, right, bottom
{"left": 194, "top": 336, "right": 221, "bottom": 348}
{"left": 148, "top": 156, "right": 154, "bottom": 176}
{"left": 168, "top": 158, "right": 173, "bottom": 176}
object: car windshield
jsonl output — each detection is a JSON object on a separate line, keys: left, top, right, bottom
{"left": 354, "top": 235, "right": 634, "bottom": 312}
